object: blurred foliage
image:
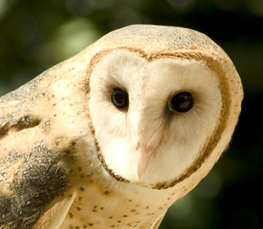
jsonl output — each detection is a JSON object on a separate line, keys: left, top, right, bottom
{"left": 0, "top": 0, "right": 262, "bottom": 228}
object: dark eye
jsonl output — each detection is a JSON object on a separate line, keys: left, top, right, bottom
{"left": 111, "top": 88, "right": 129, "bottom": 109}
{"left": 169, "top": 92, "right": 194, "bottom": 113}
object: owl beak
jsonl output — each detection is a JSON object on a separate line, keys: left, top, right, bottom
{"left": 137, "top": 144, "right": 154, "bottom": 180}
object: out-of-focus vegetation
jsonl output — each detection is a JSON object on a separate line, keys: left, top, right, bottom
{"left": 0, "top": 0, "right": 262, "bottom": 228}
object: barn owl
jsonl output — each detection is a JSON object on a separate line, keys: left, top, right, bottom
{"left": 0, "top": 24, "right": 243, "bottom": 229}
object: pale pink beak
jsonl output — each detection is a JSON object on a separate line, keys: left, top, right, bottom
{"left": 136, "top": 144, "right": 155, "bottom": 180}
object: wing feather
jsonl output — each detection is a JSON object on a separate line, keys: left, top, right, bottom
{"left": 0, "top": 136, "right": 72, "bottom": 229}
{"left": 140, "top": 211, "right": 166, "bottom": 229}
{"left": 34, "top": 190, "right": 77, "bottom": 229}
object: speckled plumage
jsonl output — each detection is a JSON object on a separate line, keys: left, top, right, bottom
{"left": 0, "top": 25, "right": 243, "bottom": 229}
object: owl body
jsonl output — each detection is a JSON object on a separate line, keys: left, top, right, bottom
{"left": 0, "top": 25, "right": 243, "bottom": 229}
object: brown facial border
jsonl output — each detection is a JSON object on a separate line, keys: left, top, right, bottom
{"left": 84, "top": 47, "right": 230, "bottom": 190}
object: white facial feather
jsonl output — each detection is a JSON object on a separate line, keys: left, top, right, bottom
{"left": 89, "top": 49, "right": 222, "bottom": 185}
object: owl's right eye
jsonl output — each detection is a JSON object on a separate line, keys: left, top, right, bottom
{"left": 111, "top": 88, "right": 129, "bottom": 109}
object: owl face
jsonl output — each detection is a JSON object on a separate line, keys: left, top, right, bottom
{"left": 88, "top": 49, "right": 223, "bottom": 187}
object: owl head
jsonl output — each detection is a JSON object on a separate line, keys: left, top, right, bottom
{"left": 86, "top": 25, "right": 243, "bottom": 189}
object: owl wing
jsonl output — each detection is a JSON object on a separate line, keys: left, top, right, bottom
{"left": 0, "top": 54, "right": 96, "bottom": 228}
{"left": 151, "top": 214, "right": 166, "bottom": 229}
{"left": 34, "top": 190, "right": 77, "bottom": 229}
{"left": 0, "top": 82, "right": 79, "bottom": 228}
{"left": 141, "top": 211, "right": 166, "bottom": 229}
{"left": 0, "top": 120, "right": 77, "bottom": 229}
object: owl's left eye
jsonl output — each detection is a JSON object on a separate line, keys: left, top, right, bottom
{"left": 169, "top": 92, "right": 194, "bottom": 113}
{"left": 111, "top": 88, "right": 129, "bottom": 109}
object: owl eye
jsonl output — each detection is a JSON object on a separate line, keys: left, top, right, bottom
{"left": 111, "top": 88, "right": 129, "bottom": 109}
{"left": 169, "top": 92, "right": 194, "bottom": 113}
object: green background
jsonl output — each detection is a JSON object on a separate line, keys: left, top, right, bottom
{"left": 0, "top": 0, "right": 262, "bottom": 228}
